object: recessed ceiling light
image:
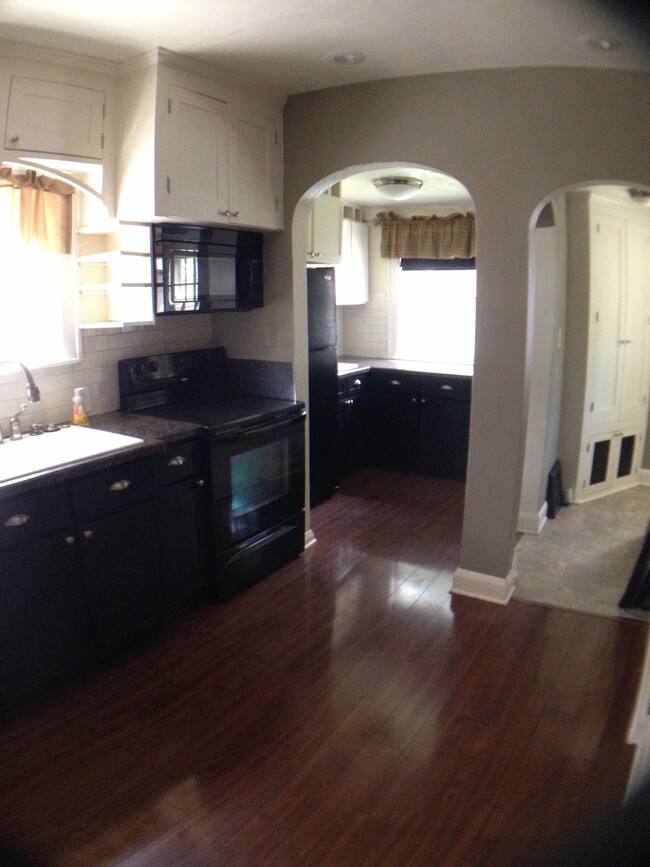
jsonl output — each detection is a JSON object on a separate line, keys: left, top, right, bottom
{"left": 580, "top": 34, "right": 620, "bottom": 51}
{"left": 330, "top": 51, "right": 366, "bottom": 65}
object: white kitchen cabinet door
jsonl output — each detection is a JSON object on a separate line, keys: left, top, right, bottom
{"left": 229, "top": 107, "right": 281, "bottom": 229}
{"left": 307, "top": 194, "right": 343, "bottom": 264}
{"left": 335, "top": 218, "right": 369, "bottom": 304}
{"left": 5, "top": 76, "right": 104, "bottom": 160}
{"left": 162, "top": 86, "right": 230, "bottom": 223}
{"left": 586, "top": 209, "right": 650, "bottom": 429}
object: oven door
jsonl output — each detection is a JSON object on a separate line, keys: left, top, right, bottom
{"left": 208, "top": 411, "right": 305, "bottom": 553}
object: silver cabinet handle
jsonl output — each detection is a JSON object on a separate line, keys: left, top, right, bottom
{"left": 168, "top": 455, "right": 186, "bottom": 467}
{"left": 440, "top": 384, "right": 453, "bottom": 391}
{"left": 196, "top": 479, "right": 205, "bottom": 487}
{"left": 219, "top": 209, "right": 241, "bottom": 219}
{"left": 65, "top": 536, "right": 75, "bottom": 545}
{"left": 389, "top": 380, "right": 401, "bottom": 387}
{"left": 353, "top": 379, "right": 362, "bottom": 387}
{"left": 83, "top": 530, "right": 93, "bottom": 540}
{"left": 109, "top": 479, "right": 131, "bottom": 492}
{"left": 619, "top": 339, "right": 632, "bottom": 344}
{"left": 4, "top": 513, "right": 30, "bottom": 527}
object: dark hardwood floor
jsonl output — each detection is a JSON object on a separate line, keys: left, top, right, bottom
{"left": 0, "top": 468, "right": 647, "bottom": 866}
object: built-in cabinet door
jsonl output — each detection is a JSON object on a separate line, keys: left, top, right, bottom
{"left": 307, "top": 195, "right": 344, "bottom": 264}
{"left": 162, "top": 85, "right": 230, "bottom": 223}
{"left": 587, "top": 210, "right": 650, "bottom": 429}
{"left": 229, "top": 107, "right": 280, "bottom": 229}
{"left": 4, "top": 76, "right": 105, "bottom": 159}
{"left": 582, "top": 427, "right": 643, "bottom": 498}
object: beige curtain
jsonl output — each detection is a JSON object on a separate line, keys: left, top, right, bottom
{"left": 376, "top": 211, "right": 476, "bottom": 259}
{"left": 0, "top": 167, "right": 74, "bottom": 254}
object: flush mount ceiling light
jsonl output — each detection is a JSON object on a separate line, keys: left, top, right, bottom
{"left": 580, "top": 34, "right": 620, "bottom": 51}
{"left": 331, "top": 50, "right": 366, "bottom": 65}
{"left": 373, "top": 176, "right": 423, "bottom": 201}
{"left": 628, "top": 188, "right": 650, "bottom": 206}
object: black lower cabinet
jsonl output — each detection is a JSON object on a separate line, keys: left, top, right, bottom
{"left": 77, "top": 501, "right": 165, "bottom": 660}
{"left": 369, "top": 369, "right": 471, "bottom": 480}
{"left": 0, "top": 534, "right": 93, "bottom": 717}
{"left": 338, "top": 371, "right": 370, "bottom": 478}
{"left": 156, "top": 440, "right": 208, "bottom": 610}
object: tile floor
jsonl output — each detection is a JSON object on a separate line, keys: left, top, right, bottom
{"left": 514, "top": 484, "right": 650, "bottom": 622}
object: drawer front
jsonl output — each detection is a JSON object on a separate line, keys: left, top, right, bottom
{"left": 156, "top": 439, "right": 200, "bottom": 485}
{"left": 419, "top": 374, "right": 472, "bottom": 402}
{"left": 71, "top": 457, "right": 158, "bottom": 523}
{"left": 0, "top": 483, "right": 70, "bottom": 550}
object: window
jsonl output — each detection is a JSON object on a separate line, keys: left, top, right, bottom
{"left": 0, "top": 168, "right": 79, "bottom": 368}
{"left": 390, "top": 260, "right": 476, "bottom": 365}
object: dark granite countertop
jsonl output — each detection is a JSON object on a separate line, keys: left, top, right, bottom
{"left": 0, "top": 412, "right": 202, "bottom": 499}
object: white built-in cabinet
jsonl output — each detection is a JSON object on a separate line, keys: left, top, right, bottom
{"left": 563, "top": 192, "right": 650, "bottom": 501}
{"left": 4, "top": 75, "right": 105, "bottom": 161}
{"left": 117, "top": 55, "right": 283, "bottom": 230}
{"left": 307, "top": 193, "right": 344, "bottom": 264}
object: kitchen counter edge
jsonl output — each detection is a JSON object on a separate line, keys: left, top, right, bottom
{"left": 0, "top": 412, "right": 202, "bottom": 498}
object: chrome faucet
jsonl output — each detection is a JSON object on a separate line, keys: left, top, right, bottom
{"left": 0, "top": 360, "right": 41, "bottom": 443}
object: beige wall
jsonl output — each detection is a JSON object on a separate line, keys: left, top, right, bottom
{"left": 283, "top": 67, "right": 650, "bottom": 594}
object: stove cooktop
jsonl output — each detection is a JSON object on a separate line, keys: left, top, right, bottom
{"left": 139, "top": 395, "right": 304, "bottom": 437}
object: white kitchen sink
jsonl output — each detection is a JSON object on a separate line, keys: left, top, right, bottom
{"left": 0, "top": 425, "right": 144, "bottom": 485}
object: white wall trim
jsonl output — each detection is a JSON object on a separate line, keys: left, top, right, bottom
{"left": 517, "top": 500, "right": 548, "bottom": 535}
{"left": 451, "top": 567, "right": 516, "bottom": 605}
{"left": 304, "top": 529, "right": 317, "bottom": 550}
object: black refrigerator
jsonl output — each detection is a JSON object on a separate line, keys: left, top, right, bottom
{"left": 307, "top": 267, "right": 339, "bottom": 505}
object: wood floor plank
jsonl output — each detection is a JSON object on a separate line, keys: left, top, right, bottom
{"left": 0, "top": 469, "right": 646, "bottom": 866}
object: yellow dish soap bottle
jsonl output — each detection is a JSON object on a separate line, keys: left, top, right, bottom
{"left": 72, "top": 387, "right": 89, "bottom": 426}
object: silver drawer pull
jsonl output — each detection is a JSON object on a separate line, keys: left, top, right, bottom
{"left": 168, "top": 455, "right": 186, "bottom": 467}
{"left": 109, "top": 479, "right": 131, "bottom": 492}
{"left": 440, "top": 384, "right": 453, "bottom": 391}
{"left": 83, "top": 530, "right": 93, "bottom": 540}
{"left": 4, "top": 513, "right": 30, "bottom": 527}
{"left": 65, "top": 536, "right": 75, "bottom": 545}
{"left": 353, "top": 379, "right": 362, "bottom": 386}
{"left": 389, "top": 380, "right": 401, "bottom": 386}
{"left": 196, "top": 479, "right": 205, "bottom": 487}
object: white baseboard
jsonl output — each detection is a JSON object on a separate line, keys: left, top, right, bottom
{"left": 451, "top": 567, "right": 516, "bottom": 605}
{"left": 517, "top": 501, "right": 548, "bottom": 535}
{"left": 639, "top": 468, "right": 650, "bottom": 486}
{"left": 304, "top": 529, "right": 317, "bottom": 550}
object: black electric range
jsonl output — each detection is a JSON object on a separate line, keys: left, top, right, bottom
{"left": 118, "top": 348, "right": 306, "bottom": 601}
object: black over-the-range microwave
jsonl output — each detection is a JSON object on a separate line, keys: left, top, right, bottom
{"left": 152, "top": 223, "right": 264, "bottom": 314}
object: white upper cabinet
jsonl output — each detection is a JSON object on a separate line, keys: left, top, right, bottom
{"left": 162, "top": 86, "right": 230, "bottom": 223}
{"left": 307, "top": 193, "right": 344, "bottom": 264}
{"left": 4, "top": 76, "right": 105, "bottom": 160}
{"left": 117, "top": 57, "right": 283, "bottom": 230}
{"left": 335, "top": 217, "right": 369, "bottom": 305}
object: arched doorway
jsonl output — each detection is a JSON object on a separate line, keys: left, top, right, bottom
{"left": 291, "top": 163, "right": 476, "bottom": 543}
{"left": 518, "top": 180, "right": 650, "bottom": 615}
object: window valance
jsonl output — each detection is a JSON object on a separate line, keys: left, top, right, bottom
{"left": 0, "top": 167, "right": 74, "bottom": 254}
{"left": 376, "top": 211, "right": 476, "bottom": 260}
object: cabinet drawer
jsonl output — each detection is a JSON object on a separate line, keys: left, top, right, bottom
{"left": 420, "top": 375, "right": 472, "bottom": 402}
{"left": 0, "top": 484, "right": 70, "bottom": 550}
{"left": 71, "top": 457, "right": 158, "bottom": 523}
{"left": 156, "top": 440, "right": 200, "bottom": 485}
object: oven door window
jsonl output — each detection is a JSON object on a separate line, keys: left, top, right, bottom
{"left": 231, "top": 439, "right": 289, "bottom": 517}
{"left": 210, "top": 414, "right": 305, "bottom": 551}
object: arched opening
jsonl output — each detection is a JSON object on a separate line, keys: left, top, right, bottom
{"left": 517, "top": 180, "right": 650, "bottom": 616}
{"left": 291, "top": 162, "right": 476, "bottom": 546}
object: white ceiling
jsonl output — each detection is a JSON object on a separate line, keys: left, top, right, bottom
{"left": 1, "top": 1, "right": 646, "bottom": 209}
{"left": 0, "top": 0, "right": 647, "bottom": 98}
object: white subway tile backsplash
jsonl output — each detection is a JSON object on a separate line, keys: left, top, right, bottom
{"left": 0, "top": 318, "right": 214, "bottom": 429}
